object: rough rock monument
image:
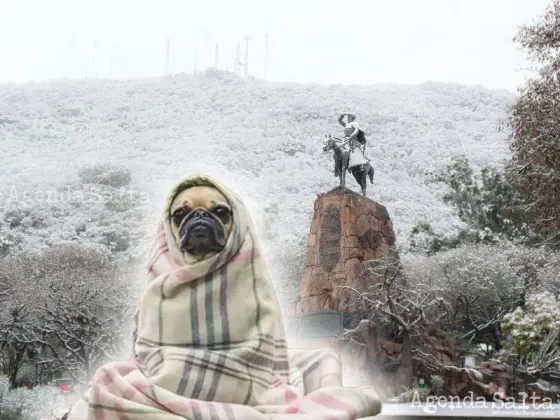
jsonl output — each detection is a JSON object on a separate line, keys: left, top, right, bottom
{"left": 296, "top": 186, "right": 396, "bottom": 313}
{"left": 287, "top": 186, "right": 459, "bottom": 396}
{"left": 289, "top": 186, "right": 397, "bottom": 352}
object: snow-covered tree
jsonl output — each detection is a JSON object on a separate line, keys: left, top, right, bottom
{"left": 501, "top": 291, "right": 560, "bottom": 361}
{"left": 504, "top": 0, "right": 560, "bottom": 247}
{"left": 37, "top": 270, "right": 136, "bottom": 383}
{"left": 0, "top": 163, "right": 150, "bottom": 260}
{"left": 411, "top": 155, "right": 533, "bottom": 253}
{"left": 0, "top": 305, "right": 34, "bottom": 389}
{"left": 503, "top": 244, "right": 560, "bottom": 303}
{"left": 0, "top": 68, "right": 515, "bottom": 257}
{"left": 342, "top": 251, "right": 449, "bottom": 393}
{"left": 0, "top": 244, "right": 138, "bottom": 386}
{"left": 0, "top": 376, "right": 67, "bottom": 420}
{"left": 403, "top": 243, "right": 525, "bottom": 355}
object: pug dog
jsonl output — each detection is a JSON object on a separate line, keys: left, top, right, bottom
{"left": 169, "top": 185, "right": 233, "bottom": 262}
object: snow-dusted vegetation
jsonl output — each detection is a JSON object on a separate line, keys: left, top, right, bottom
{"left": 0, "top": 70, "right": 514, "bottom": 285}
{"left": 0, "top": 377, "right": 67, "bottom": 419}
{"left": 1, "top": 34, "right": 559, "bottom": 411}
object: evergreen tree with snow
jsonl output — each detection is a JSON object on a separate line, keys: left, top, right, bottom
{"left": 504, "top": 0, "right": 560, "bottom": 248}
{"left": 410, "top": 156, "right": 532, "bottom": 254}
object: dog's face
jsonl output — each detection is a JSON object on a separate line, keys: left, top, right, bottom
{"left": 169, "top": 185, "right": 233, "bottom": 261}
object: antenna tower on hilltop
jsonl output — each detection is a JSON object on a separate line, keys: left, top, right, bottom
{"left": 214, "top": 44, "right": 219, "bottom": 69}
{"left": 244, "top": 36, "right": 250, "bottom": 77}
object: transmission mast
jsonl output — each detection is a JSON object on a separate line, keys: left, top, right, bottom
{"left": 214, "top": 44, "right": 219, "bottom": 69}
{"left": 244, "top": 36, "right": 250, "bottom": 77}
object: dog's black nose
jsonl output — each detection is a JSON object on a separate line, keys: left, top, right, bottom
{"left": 192, "top": 210, "right": 210, "bottom": 219}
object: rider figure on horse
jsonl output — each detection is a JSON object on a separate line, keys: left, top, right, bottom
{"left": 336, "top": 112, "right": 369, "bottom": 176}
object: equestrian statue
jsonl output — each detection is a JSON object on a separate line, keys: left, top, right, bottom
{"left": 322, "top": 112, "right": 374, "bottom": 196}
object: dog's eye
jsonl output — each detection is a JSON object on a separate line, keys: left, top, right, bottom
{"left": 212, "top": 205, "right": 231, "bottom": 222}
{"left": 171, "top": 207, "right": 189, "bottom": 225}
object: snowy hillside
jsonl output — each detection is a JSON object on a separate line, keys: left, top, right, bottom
{"left": 0, "top": 70, "right": 515, "bottom": 287}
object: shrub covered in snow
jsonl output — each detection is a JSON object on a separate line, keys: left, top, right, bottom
{"left": 401, "top": 243, "right": 525, "bottom": 354}
{"left": 1, "top": 71, "right": 558, "bottom": 394}
{"left": 0, "top": 72, "right": 515, "bottom": 259}
{"left": 501, "top": 291, "right": 560, "bottom": 359}
{"left": 411, "top": 155, "right": 534, "bottom": 253}
{"left": 0, "top": 243, "right": 139, "bottom": 388}
{"left": 0, "top": 377, "right": 66, "bottom": 420}
{"left": 0, "top": 173, "right": 151, "bottom": 259}
{"left": 78, "top": 163, "right": 132, "bottom": 188}
{"left": 0, "top": 72, "right": 520, "bottom": 310}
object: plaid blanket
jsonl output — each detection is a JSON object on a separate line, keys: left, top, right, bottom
{"left": 66, "top": 175, "right": 382, "bottom": 419}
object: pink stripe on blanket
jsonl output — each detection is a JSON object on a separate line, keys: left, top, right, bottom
{"left": 128, "top": 375, "right": 151, "bottom": 397}
{"left": 157, "top": 399, "right": 193, "bottom": 413}
{"left": 283, "top": 386, "right": 299, "bottom": 404}
{"left": 148, "top": 247, "right": 167, "bottom": 275}
{"left": 146, "top": 226, "right": 169, "bottom": 265}
{"left": 109, "top": 360, "right": 137, "bottom": 376}
{"left": 168, "top": 252, "right": 187, "bottom": 271}
{"left": 307, "top": 391, "right": 358, "bottom": 420}
{"left": 121, "top": 383, "right": 139, "bottom": 402}
{"left": 114, "top": 398, "right": 129, "bottom": 420}
{"left": 283, "top": 405, "right": 301, "bottom": 414}
{"left": 92, "top": 382, "right": 107, "bottom": 420}
{"left": 98, "top": 370, "right": 113, "bottom": 387}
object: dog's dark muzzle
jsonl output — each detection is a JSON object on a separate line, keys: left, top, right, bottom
{"left": 179, "top": 210, "right": 226, "bottom": 252}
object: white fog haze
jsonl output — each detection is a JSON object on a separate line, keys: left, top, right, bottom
{"left": 1, "top": 0, "right": 560, "bottom": 418}
{"left": 0, "top": 0, "right": 552, "bottom": 90}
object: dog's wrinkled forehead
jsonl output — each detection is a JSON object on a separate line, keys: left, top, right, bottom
{"left": 164, "top": 176, "right": 246, "bottom": 236}
{"left": 169, "top": 184, "right": 231, "bottom": 216}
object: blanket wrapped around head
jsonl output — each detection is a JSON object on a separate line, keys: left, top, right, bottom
{"left": 66, "top": 174, "right": 382, "bottom": 420}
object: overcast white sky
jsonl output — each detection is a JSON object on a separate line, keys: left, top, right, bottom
{"left": 0, "top": 0, "right": 552, "bottom": 91}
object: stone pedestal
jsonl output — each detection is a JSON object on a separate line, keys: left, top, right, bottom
{"left": 295, "top": 187, "right": 397, "bottom": 314}
{"left": 288, "top": 189, "right": 463, "bottom": 396}
{"left": 287, "top": 188, "right": 400, "bottom": 392}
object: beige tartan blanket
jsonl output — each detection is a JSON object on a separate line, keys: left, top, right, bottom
{"left": 66, "top": 174, "right": 381, "bottom": 419}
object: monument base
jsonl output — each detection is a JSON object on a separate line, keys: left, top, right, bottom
{"left": 290, "top": 190, "right": 399, "bottom": 391}
{"left": 295, "top": 190, "right": 397, "bottom": 314}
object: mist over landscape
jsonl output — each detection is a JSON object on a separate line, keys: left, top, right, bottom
{"left": 0, "top": 71, "right": 515, "bottom": 288}
{"left": 1, "top": 0, "right": 560, "bottom": 418}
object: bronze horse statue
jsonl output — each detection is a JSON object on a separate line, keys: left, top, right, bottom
{"left": 322, "top": 135, "right": 374, "bottom": 196}
{"left": 323, "top": 135, "right": 350, "bottom": 187}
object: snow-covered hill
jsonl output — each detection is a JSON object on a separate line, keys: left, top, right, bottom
{"left": 0, "top": 70, "right": 515, "bottom": 286}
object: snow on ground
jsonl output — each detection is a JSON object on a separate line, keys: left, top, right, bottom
{"left": 0, "top": 70, "right": 515, "bottom": 285}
